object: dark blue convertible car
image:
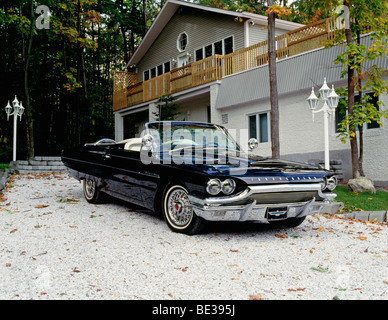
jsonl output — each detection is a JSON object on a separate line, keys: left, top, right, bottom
{"left": 61, "top": 121, "right": 340, "bottom": 234}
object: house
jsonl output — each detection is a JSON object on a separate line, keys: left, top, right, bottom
{"left": 113, "top": 0, "right": 388, "bottom": 186}
{"left": 113, "top": 0, "right": 304, "bottom": 137}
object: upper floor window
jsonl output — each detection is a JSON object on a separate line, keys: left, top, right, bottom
{"left": 177, "top": 32, "right": 188, "bottom": 52}
{"left": 143, "top": 61, "right": 171, "bottom": 81}
{"left": 195, "top": 36, "right": 234, "bottom": 61}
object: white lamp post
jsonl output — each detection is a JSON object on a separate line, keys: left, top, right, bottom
{"left": 5, "top": 96, "right": 24, "bottom": 162}
{"left": 307, "top": 78, "right": 339, "bottom": 170}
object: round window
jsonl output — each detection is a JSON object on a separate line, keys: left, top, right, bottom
{"left": 177, "top": 33, "right": 188, "bottom": 52}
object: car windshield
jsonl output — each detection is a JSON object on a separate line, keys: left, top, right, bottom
{"left": 146, "top": 121, "right": 241, "bottom": 153}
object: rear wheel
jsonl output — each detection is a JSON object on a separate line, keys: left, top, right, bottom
{"left": 83, "top": 178, "right": 104, "bottom": 204}
{"left": 162, "top": 184, "right": 206, "bottom": 235}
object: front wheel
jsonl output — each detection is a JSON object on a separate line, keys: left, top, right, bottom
{"left": 162, "top": 184, "right": 206, "bottom": 235}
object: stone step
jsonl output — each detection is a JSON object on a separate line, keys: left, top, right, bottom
{"left": 8, "top": 157, "right": 66, "bottom": 174}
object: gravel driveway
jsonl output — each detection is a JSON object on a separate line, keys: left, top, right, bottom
{"left": 0, "top": 172, "right": 387, "bottom": 300}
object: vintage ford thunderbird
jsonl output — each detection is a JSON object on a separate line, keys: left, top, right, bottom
{"left": 61, "top": 121, "right": 339, "bottom": 234}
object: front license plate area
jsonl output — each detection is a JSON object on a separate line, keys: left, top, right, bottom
{"left": 266, "top": 207, "right": 288, "bottom": 220}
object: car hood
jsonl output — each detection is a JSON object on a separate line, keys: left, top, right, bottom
{"left": 174, "top": 151, "right": 327, "bottom": 176}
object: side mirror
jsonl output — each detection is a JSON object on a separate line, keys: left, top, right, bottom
{"left": 248, "top": 138, "right": 258, "bottom": 151}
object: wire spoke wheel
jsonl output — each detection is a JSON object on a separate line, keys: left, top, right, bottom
{"left": 162, "top": 184, "right": 205, "bottom": 235}
{"left": 83, "top": 178, "right": 104, "bottom": 204}
{"left": 166, "top": 188, "right": 193, "bottom": 227}
{"left": 84, "top": 179, "right": 96, "bottom": 200}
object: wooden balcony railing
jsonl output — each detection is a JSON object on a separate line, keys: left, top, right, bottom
{"left": 113, "top": 16, "right": 343, "bottom": 112}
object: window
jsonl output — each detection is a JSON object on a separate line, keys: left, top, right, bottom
{"left": 205, "top": 44, "right": 213, "bottom": 58}
{"left": 248, "top": 113, "right": 269, "bottom": 143}
{"left": 164, "top": 61, "right": 170, "bottom": 73}
{"left": 150, "top": 67, "right": 156, "bottom": 78}
{"left": 366, "top": 94, "right": 380, "bottom": 129}
{"left": 177, "top": 32, "right": 188, "bottom": 52}
{"left": 214, "top": 40, "right": 223, "bottom": 55}
{"left": 143, "top": 61, "right": 171, "bottom": 81}
{"left": 224, "top": 36, "right": 233, "bottom": 54}
{"left": 143, "top": 70, "right": 150, "bottom": 81}
{"left": 195, "top": 36, "right": 234, "bottom": 61}
{"left": 157, "top": 64, "right": 163, "bottom": 76}
{"left": 195, "top": 49, "right": 203, "bottom": 62}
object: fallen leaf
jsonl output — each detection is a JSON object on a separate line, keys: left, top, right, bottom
{"left": 10, "top": 228, "right": 18, "bottom": 233}
{"left": 357, "top": 236, "right": 367, "bottom": 240}
{"left": 5, "top": 263, "right": 11, "bottom": 267}
{"left": 69, "top": 226, "right": 78, "bottom": 228}
{"left": 35, "top": 205, "right": 49, "bottom": 209}
{"left": 311, "top": 266, "right": 330, "bottom": 273}
{"left": 249, "top": 293, "right": 264, "bottom": 300}
{"left": 230, "top": 249, "right": 239, "bottom": 253}
{"left": 275, "top": 233, "right": 288, "bottom": 238}
{"left": 288, "top": 288, "right": 306, "bottom": 292}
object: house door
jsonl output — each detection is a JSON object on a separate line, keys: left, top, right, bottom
{"left": 177, "top": 53, "right": 189, "bottom": 68}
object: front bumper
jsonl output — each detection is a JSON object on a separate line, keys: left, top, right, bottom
{"left": 188, "top": 183, "right": 341, "bottom": 223}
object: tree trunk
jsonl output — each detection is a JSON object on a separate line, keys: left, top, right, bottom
{"left": 268, "top": 0, "right": 280, "bottom": 158}
{"left": 24, "top": 1, "right": 35, "bottom": 162}
{"left": 143, "top": 0, "right": 147, "bottom": 35}
{"left": 344, "top": 0, "right": 360, "bottom": 178}
{"left": 356, "top": 25, "right": 365, "bottom": 177}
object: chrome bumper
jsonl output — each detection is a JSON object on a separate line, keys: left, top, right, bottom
{"left": 188, "top": 184, "right": 341, "bottom": 223}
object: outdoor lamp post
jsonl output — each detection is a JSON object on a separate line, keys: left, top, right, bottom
{"left": 5, "top": 96, "right": 24, "bottom": 162}
{"left": 306, "top": 78, "right": 339, "bottom": 170}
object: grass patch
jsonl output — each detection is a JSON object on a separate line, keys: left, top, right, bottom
{"left": 0, "top": 163, "right": 9, "bottom": 170}
{"left": 334, "top": 185, "right": 388, "bottom": 212}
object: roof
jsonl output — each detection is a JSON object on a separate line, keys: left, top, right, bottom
{"left": 214, "top": 34, "right": 388, "bottom": 109}
{"left": 127, "top": 0, "right": 304, "bottom": 67}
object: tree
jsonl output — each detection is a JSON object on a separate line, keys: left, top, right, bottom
{"left": 325, "top": 0, "right": 388, "bottom": 178}
{"left": 267, "top": 0, "right": 280, "bottom": 158}
{"left": 154, "top": 95, "right": 180, "bottom": 121}
{"left": 1, "top": 0, "right": 160, "bottom": 161}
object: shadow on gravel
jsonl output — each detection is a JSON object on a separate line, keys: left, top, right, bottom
{"left": 96, "top": 194, "right": 296, "bottom": 236}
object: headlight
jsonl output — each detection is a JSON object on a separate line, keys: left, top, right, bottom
{"left": 206, "top": 179, "right": 222, "bottom": 195}
{"left": 326, "top": 176, "right": 337, "bottom": 191}
{"left": 222, "top": 179, "right": 236, "bottom": 195}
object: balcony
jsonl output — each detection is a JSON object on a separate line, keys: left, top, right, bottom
{"left": 113, "top": 16, "right": 343, "bottom": 112}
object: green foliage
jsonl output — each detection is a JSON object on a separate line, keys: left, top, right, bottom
{"left": 154, "top": 95, "right": 180, "bottom": 121}
{"left": 322, "top": 0, "right": 388, "bottom": 144}
{"left": 0, "top": 0, "right": 158, "bottom": 156}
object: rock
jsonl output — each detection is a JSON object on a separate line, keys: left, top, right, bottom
{"left": 347, "top": 176, "right": 376, "bottom": 194}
